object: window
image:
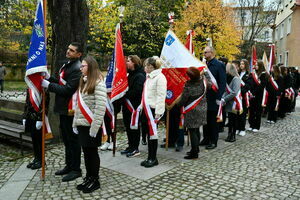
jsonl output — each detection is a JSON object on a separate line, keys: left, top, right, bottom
{"left": 285, "top": 51, "right": 289, "bottom": 67}
{"left": 287, "top": 17, "right": 292, "bottom": 34}
{"left": 280, "top": 23, "right": 284, "bottom": 39}
{"left": 265, "top": 31, "right": 269, "bottom": 40}
{"left": 279, "top": 54, "right": 282, "bottom": 63}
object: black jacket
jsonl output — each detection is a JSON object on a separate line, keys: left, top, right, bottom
{"left": 124, "top": 67, "right": 146, "bottom": 108}
{"left": 249, "top": 72, "right": 268, "bottom": 103}
{"left": 206, "top": 58, "right": 226, "bottom": 111}
{"left": 23, "top": 88, "right": 50, "bottom": 121}
{"left": 48, "top": 59, "right": 81, "bottom": 115}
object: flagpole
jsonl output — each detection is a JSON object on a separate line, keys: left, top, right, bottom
{"left": 41, "top": 0, "right": 47, "bottom": 180}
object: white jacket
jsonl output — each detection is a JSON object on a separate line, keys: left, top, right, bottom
{"left": 73, "top": 79, "right": 107, "bottom": 134}
{"left": 145, "top": 69, "right": 167, "bottom": 115}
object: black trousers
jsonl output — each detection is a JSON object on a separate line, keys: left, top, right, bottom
{"left": 123, "top": 107, "right": 141, "bottom": 151}
{"left": 189, "top": 128, "right": 200, "bottom": 155}
{"left": 248, "top": 99, "right": 262, "bottom": 130}
{"left": 237, "top": 104, "right": 247, "bottom": 131}
{"left": 267, "top": 94, "right": 278, "bottom": 122}
{"left": 203, "top": 110, "right": 219, "bottom": 145}
{"left": 228, "top": 112, "right": 238, "bottom": 134}
{"left": 141, "top": 109, "right": 158, "bottom": 160}
{"left": 60, "top": 115, "right": 81, "bottom": 172}
{"left": 82, "top": 147, "right": 100, "bottom": 178}
{"left": 104, "top": 113, "right": 113, "bottom": 143}
{"left": 26, "top": 118, "right": 42, "bottom": 161}
{"left": 167, "top": 106, "right": 181, "bottom": 145}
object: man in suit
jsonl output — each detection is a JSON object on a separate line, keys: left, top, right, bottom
{"left": 201, "top": 46, "right": 226, "bottom": 149}
{"left": 42, "top": 42, "right": 83, "bottom": 181}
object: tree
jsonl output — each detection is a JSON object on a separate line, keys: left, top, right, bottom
{"left": 236, "top": 0, "right": 277, "bottom": 59}
{"left": 174, "top": 0, "right": 242, "bottom": 60}
{"left": 115, "top": 0, "right": 185, "bottom": 58}
{"left": 48, "top": 0, "right": 89, "bottom": 72}
{"left": 0, "top": 0, "right": 36, "bottom": 52}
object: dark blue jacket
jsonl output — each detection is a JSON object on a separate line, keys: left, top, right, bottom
{"left": 206, "top": 58, "right": 226, "bottom": 111}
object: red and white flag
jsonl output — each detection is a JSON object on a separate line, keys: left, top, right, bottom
{"left": 110, "top": 23, "right": 128, "bottom": 102}
{"left": 185, "top": 30, "right": 195, "bottom": 55}
{"left": 160, "top": 30, "right": 207, "bottom": 105}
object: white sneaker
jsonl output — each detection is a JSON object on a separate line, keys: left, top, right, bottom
{"left": 252, "top": 129, "right": 259, "bottom": 132}
{"left": 239, "top": 131, "right": 246, "bottom": 136}
{"left": 100, "top": 142, "right": 110, "bottom": 150}
{"left": 247, "top": 128, "right": 253, "bottom": 131}
{"left": 270, "top": 121, "right": 275, "bottom": 124}
{"left": 266, "top": 120, "right": 271, "bottom": 123}
{"left": 236, "top": 130, "right": 240, "bottom": 135}
{"left": 107, "top": 142, "right": 116, "bottom": 150}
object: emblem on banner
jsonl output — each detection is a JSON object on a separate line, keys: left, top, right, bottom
{"left": 165, "top": 35, "right": 175, "bottom": 46}
{"left": 166, "top": 90, "right": 173, "bottom": 99}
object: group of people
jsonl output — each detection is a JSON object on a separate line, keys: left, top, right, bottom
{"left": 22, "top": 42, "right": 300, "bottom": 194}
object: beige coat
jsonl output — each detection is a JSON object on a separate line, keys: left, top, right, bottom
{"left": 145, "top": 69, "right": 167, "bottom": 115}
{"left": 73, "top": 79, "right": 107, "bottom": 134}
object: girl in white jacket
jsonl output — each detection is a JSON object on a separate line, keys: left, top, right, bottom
{"left": 140, "top": 56, "right": 167, "bottom": 168}
{"left": 72, "top": 56, "right": 106, "bottom": 193}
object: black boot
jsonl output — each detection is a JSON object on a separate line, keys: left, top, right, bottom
{"left": 225, "top": 132, "right": 232, "bottom": 142}
{"left": 76, "top": 177, "right": 91, "bottom": 191}
{"left": 82, "top": 177, "right": 100, "bottom": 193}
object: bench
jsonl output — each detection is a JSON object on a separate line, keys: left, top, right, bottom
{"left": 0, "top": 99, "right": 31, "bottom": 155}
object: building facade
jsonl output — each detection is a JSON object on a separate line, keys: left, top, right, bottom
{"left": 274, "top": 0, "right": 300, "bottom": 67}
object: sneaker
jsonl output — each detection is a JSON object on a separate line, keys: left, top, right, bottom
{"left": 266, "top": 120, "right": 271, "bottom": 123}
{"left": 107, "top": 142, "right": 115, "bottom": 150}
{"left": 120, "top": 147, "right": 130, "bottom": 155}
{"left": 100, "top": 142, "right": 110, "bottom": 151}
{"left": 82, "top": 177, "right": 100, "bottom": 193}
{"left": 270, "top": 121, "right": 275, "bottom": 124}
{"left": 252, "top": 129, "right": 259, "bottom": 132}
{"left": 239, "top": 131, "right": 246, "bottom": 136}
{"left": 126, "top": 150, "right": 140, "bottom": 158}
{"left": 247, "top": 128, "right": 253, "bottom": 131}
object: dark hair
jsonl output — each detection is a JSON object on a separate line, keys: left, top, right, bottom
{"left": 219, "top": 57, "right": 228, "bottom": 65}
{"left": 186, "top": 67, "right": 200, "bottom": 81}
{"left": 128, "top": 55, "right": 142, "bottom": 69}
{"left": 240, "top": 59, "right": 249, "bottom": 72}
{"left": 272, "top": 65, "right": 281, "bottom": 80}
{"left": 70, "top": 42, "right": 84, "bottom": 53}
{"left": 256, "top": 60, "right": 266, "bottom": 76}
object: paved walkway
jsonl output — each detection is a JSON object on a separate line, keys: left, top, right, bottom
{"left": 0, "top": 99, "right": 299, "bottom": 200}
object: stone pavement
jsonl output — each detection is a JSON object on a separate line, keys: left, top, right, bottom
{"left": 0, "top": 99, "right": 299, "bottom": 200}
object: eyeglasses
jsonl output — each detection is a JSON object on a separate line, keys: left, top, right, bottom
{"left": 80, "top": 64, "right": 88, "bottom": 68}
{"left": 204, "top": 51, "right": 211, "bottom": 54}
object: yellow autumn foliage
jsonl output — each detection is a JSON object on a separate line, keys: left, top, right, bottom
{"left": 174, "top": 0, "right": 242, "bottom": 60}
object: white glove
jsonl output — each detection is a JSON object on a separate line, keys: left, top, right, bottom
{"left": 41, "top": 79, "right": 50, "bottom": 88}
{"left": 22, "top": 119, "right": 26, "bottom": 126}
{"left": 36, "top": 121, "right": 42, "bottom": 130}
{"left": 41, "top": 72, "right": 50, "bottom": 79}
{"left": 73, "top": 127, "right": 78, "bottom": 134}
{"left": 216, "top": 98, "right": 225, "bottom": 106}
{"left": 89, "top": 131, "right": 97, "bottom": 138}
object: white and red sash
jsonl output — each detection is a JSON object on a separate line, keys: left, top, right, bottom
{"left": 105, "top": 98, "right": 115, "bottom": 131}
{"left": 206, "top": 69, "right": 218, "bottom": 92}
{"left": 124, "top": 99, "right": 142, "bottom": 130}
{"left": 261, "top": 89, "right": 268, "bottom": 107}
{"left": 59, "top": 69, "right": 77, "bottom": 115}
{"left": 251, "top": 72, "right": 260, "bottom": 85}
{"left": 275, "top": 96, "right": 280, "bottom": 111}
{"left": 141, "top": 79, "right": 159, "bottom": 140}
{"left": 216, "top": 102, "right": 223, "bottom": 122}
{"left": 225, "top": 84, "right": 243, "bottom": 114}
{"left": 77, "top": 91, "right": 107, "bottom": 135}
{"left": 269, "top": 76, "right": 279, "bottom": 91}
{"left": 179, "top": 79, "right": 207, "bottom": 127}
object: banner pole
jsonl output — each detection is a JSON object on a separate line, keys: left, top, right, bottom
{"left": 41, "top": 0, "right": 47, "bottom": 180}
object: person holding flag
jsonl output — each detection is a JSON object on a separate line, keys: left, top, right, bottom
{"left": 176, "top": 67, "right": 211, "bottom": 159}
{"left": 121, "top": 55, "right": 146, "bottom": 157}
{"left": 41, "top": 42, "right": 83, "bottom": 182}
{"left": 23, "top": 89, "right": 50, "bottom": 170}
{"left": 201, "top": 46, "right": 226, "bottom": 150}
{"left": 140, "top": 56, "right": 167, "bottom": 168}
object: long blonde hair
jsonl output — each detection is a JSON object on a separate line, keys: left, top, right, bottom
{"left": 226, "top": 63, "right": 239, "bottom": 77}
{"left": 79, "top": 56, "right": 103, "bottom": 94}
